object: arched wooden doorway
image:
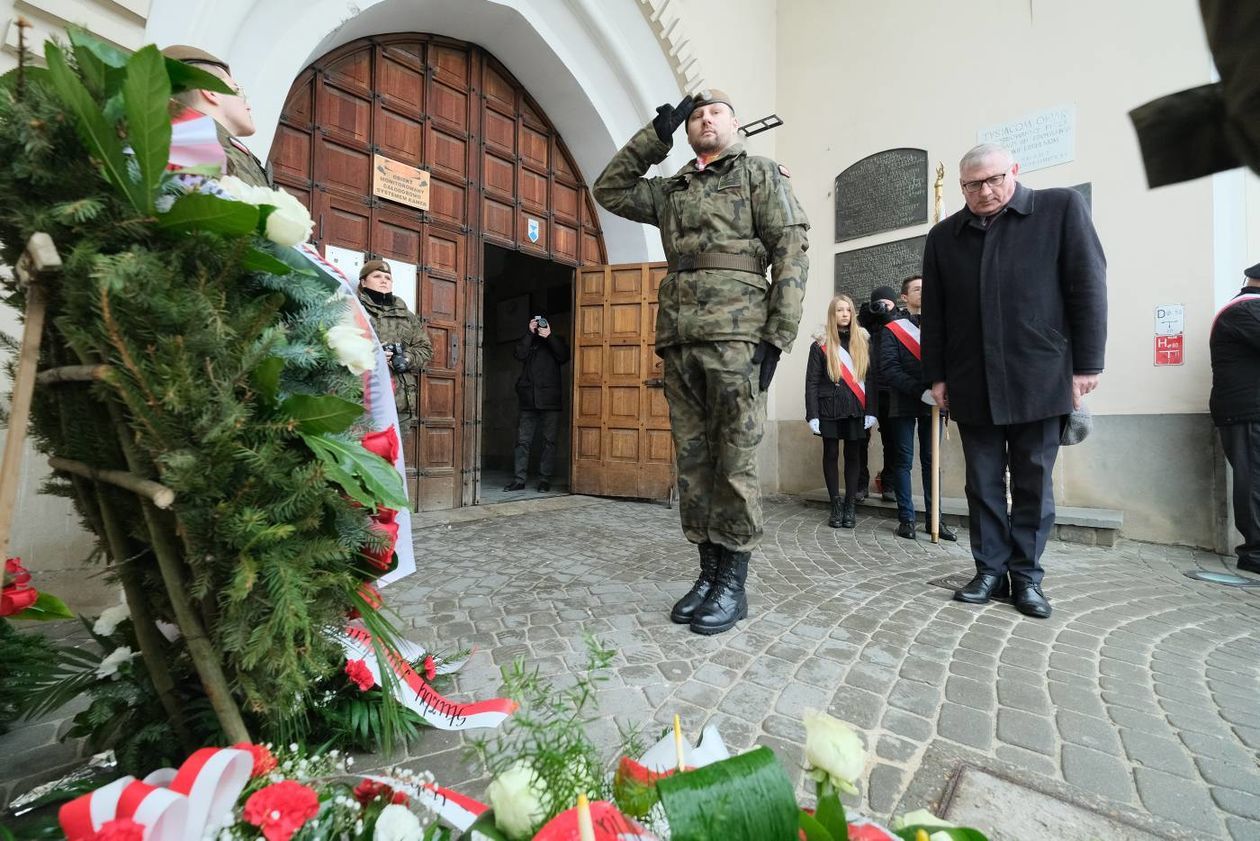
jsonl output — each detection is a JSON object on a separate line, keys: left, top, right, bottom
{"left": 269, "top": 35, "right": 608, "bottom": 510}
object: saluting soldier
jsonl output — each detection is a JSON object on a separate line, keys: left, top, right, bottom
{"left": 593, "top": 89, "right": 809, "bottom": 635}
{"left": 357, "top": 260, "right": 434, "bottom": 427}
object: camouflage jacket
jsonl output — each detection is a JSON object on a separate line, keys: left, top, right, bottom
{"left": 356, "top": 289, "right": 434, "bottom": 418}
{"left": 593, "top": 122, "right": 809, "bottom": 353}
{"left": 217, "top": 122, "right": 272, "bottom": 188}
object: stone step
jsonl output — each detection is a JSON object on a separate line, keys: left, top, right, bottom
{"left": 799, "top": 488, "right": 1124, "bottom": 547}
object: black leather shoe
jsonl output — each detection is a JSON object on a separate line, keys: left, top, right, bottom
{"left": 690, "top": 549, "right": 749, "bottom": 635}
{"left": 881, "top": 490, "right": 896, "bottom": 502}
{"left": 954, "top": 573, "right": 1004, "bottom": 604}
{"left": 537, "top": 481, "right": 551, "bottom": 492}
{"left": 841, "top": 501, "right": 857, "bottom": 529}
{"left": 827, "top": 497, "right": 843, "bottom": 528}
{"left": 1238, "top": 557, "right": 1260, "bottom": 575}
{"left": 671, "top": 543, "right": 720, "bottom": 624}
{"left": 854, "top": 488, "right": 868, "bottom": 502}
{"left": 1012, "top": 582, "right": 1052, "bottom": 618}
{"left": 503, "top": 480, "right": 525, "bottom": 491}
{"left": 922, "top": 522, "right": 959, "bottom": 542}
{"left": 895, "top": 521, "right": 917, "bottom": 540}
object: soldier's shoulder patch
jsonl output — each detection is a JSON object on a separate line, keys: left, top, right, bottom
{"left": 778, "top": 164, "right": 792, "bottom": 178}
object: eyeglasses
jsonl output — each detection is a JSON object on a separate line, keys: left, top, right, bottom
{"left": 961, "top": 172, "right": 1008, "bottom": 194}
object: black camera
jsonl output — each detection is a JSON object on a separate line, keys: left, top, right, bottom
{"left": 381, "top": 342, "right": 412, "bottom": 373}
{"left": 534, "top": 315, "right": 549, "bottom": 330}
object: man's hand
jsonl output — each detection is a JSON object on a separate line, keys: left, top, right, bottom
{"left": 1072, "top": 373, "right": 1100, "bottom": 409}
{"left": 538, "top": 324, "right": 552, "bottom": 339}
{"left": 931, "top": 381, "right": 948, "bottom": 412}
{"left": 528, "top": 318, "right": 539, "bottom": 334}
{"left": 751, "top": 340, "right": 781, "bottom": 392}
{"left": 652, "top": 96, "right": 694, "bottom": 145}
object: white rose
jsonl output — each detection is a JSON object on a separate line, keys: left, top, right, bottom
{"left": 96, "top": 646, "right": 136, "bottom": 679}
{"left": 263, "top": 188, "right": 315, "bottom": 246}
{"left": 486, "top": 761, "right": 548, "bottom": 840}
{"left": 92, "top": 602, "right": 130, "bottom": 636}
{"left": 372, "top": 804, "right": 422, "bottom": 841}
{"left": 326, "top": 322, "right": 376, "bottom": 376}
{"left": 216, "top": 175, "right": 270, "bottom": 205}
{"left": 803, "top": 709, "right": 865, "bottom": 794}
{"left": 893, "top": 808, "right": 955, "bottom": 840}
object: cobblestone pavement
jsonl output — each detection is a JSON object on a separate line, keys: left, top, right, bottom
{"left": 374, "top": 495, "right": 1260, "bottom": 841}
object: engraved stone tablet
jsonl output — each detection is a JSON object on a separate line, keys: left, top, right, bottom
{"left": 834, "top": 148, "right": 928, "bottom": 243}
{"left": 834, "top": 235, "right": 927, "bottom": 303}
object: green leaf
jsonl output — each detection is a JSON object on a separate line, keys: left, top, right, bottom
{"left": 799, "top": 811, "right": 837, "bottom": 841}
{"left": 241, "top": 247, "right": 295, "bottom": 276}
{"left": 815, "top": 778, "right": 848, "bottom": 838}
{"left": 122, "top": 46, "right": 173, "bottom": 213}
{"left": 164, "top": 58, "right": 235, "bottom": 96}
{"left": 658, "top": 747, "right": 799, "bottom": 841}
{"left": 253, "top": 356, "right": 284, "bottom": 405}
{"left": 458, "top": 813, "right": 509, "bottom": 841}
{"left": 44, "top": 42, "right": 147, "bottom": 213}
{"left": 67, "top": 28, "right": 129, "bottom": 68}
{"left": 156, "top": 192, "right": 259, "bottom": 235}
{"left": 255, "top": 242, "right": 321, "bottom": 278}
{"left": 0, "top": 65, "right": 51, "bottom": 92}
{"left": 9, "top": 591, "right": 75, "bottom": 621}
{"left": 892, "top": 829, "right": 989, "bottom": 841}
{"left": 280, "top": 394, "right": 363, "bottom": 434}
{"left": 72, "top": 40, "right": 107, "bottom": 95}
{"left": 300, "top": 433, "right": 409, "bottom": 510}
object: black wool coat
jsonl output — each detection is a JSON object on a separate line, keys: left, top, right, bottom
{"left": 1209, "top": 288, "right": 1260, "bottom": 425}
{"left": 804, "top": 336, "right": 866, "bottom": 422}
{"left": 879, "top": 313, "right": 929, "bottom": 419}
{"left": 921, "top": 183, "right": 1108, "bottom": 426}
{"left": 514, "top": 332, "right": 570, "bottom": 411}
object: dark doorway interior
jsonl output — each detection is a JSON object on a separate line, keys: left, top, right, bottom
{"left": 480, "top": 244, "right": 574, "bottom": 503}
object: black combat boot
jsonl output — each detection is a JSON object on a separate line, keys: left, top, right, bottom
{"left": 690, "top": 549, "right": 749, "bottom": 635}
{"left": 670, "top": 542, "right": 721, "bottom": 624}
{"left": 828, "top": 497, "right": 844, "bottom": 528}
{"left": 841, "top": 500, "right": 857, "bottom": 528}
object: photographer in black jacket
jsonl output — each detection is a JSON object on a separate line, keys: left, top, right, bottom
{"left": 857, "top": 285, "right": 900, "bottom": 501}
{"left": 506, "top": 316, "right": 570, "bottom": 492}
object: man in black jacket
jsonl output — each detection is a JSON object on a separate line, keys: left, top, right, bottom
{"left": 922, "top": 144, "right": 1107, "bottom": 619}
{"left": 1210, "top": 263, "right": 1260, "bottom": 575}
{"left": 506, "top": 316, "right": 570, "bottom": 492}
{"left": 857, "top": 286, "right": 899, "bottom": 500}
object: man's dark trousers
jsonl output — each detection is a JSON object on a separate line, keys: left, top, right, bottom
{"left": 1219, "top": 421, "right": 1260, "bottom": 571}
{"left": 514, "top": 409, "right": 560, "bottom": 483}
{"left": 956, "top": 417, "right": 1061, "bottom": 585}
{"left": 887, "top": 414, "right": 936, "bottom": 523}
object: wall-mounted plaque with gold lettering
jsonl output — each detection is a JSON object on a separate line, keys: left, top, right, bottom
{"left": 373, "top": 154, "right": 430, "bottom": 210}
{"left": 834, "top": 148, "right": 928, "bottom": 243}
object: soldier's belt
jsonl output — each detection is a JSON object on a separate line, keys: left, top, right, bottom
{"left": 670, "top": 253, "right": 767, "bottom": 275}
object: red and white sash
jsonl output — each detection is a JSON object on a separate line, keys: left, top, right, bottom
{"left": 820, "top": 343, "right": 866, "bottom": 409}
{"left": 1211, "top": 291, "right": 1260, "bottom": 335}
{"left": 885, "top": 318, "right": 921, "bottom": 360}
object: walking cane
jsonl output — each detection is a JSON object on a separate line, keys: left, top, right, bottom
{"left": 929, "top": 162, "right": 945, "bottom": 545}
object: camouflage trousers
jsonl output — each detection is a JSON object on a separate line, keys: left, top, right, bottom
{"left": 661, "top": 341, "right": 766, "bottom": 552}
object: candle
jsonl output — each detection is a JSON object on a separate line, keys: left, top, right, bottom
{"left": 576, "top": 792, "right": 595, "bottom": 841}
{"left": 673, "top": 713, "right": 685, "bottom": 772}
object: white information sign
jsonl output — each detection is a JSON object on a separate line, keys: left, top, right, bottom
{"left": 1154, "top": 304, "right": 1184, "bottom": 336}
{"left": 323, "top": 245, "right": 364, "bottom": 284}
{"left": 978, "top": 104, "right": 1076, "bottom": 174}
{"left": 384, "top": 258, "right": 418, "bottom": 314}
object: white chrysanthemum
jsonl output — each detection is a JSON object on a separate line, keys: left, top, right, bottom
{"left": 372, "top": 804, "right": 422, "bottom": 841}
{"left": 95, "top": 646, "right": 136, "bottom": 679}
{"left": 486, "top": 761, "right": 548, "bottom": 840}
{"left": 92, "top": 602, "right": 130, "bottom": 636}
{"left": 326, "top": 322, "right": 376, "bottom": 376}
{"left": 802, "top": 709, "right": 865, "bottom": 794}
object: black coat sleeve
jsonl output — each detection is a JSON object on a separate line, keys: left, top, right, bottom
{"left": 513, "top": 332, "right": 534, "bottom": 362}
{"left": 921, "top": 231, "right": 946, "bottom": 384}
{"left": 805, "top": 343, "right": 822, "bottom": 420}
{"left": 541, "top": 334, "right": 570, "bottom": 365}
{"left": 1059, "top": 191, "right": 1108, "bottom": 374}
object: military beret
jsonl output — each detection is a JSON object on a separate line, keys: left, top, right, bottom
{"left": 690, "top": 88, "right": 735, "bottom": 115}
{"left": 1245, "top": 262, "right": 1260, "bottom": 279}
{"left": 359, "top": 259, "right": 391, "bottom": 280}
{"left": 161, "top": 45, "right": 231, "bottom": 74}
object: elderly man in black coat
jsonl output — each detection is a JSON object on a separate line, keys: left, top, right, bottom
{"left": 921, "top": 144, "right": 1107, "bottom": 619}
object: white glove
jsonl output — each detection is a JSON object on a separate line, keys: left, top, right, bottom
{"left": 808, "top": 418, "right": 821, "bottom": 435}
{"left": 864, "top": 415, "right": 877, "bottom": 430}
{"left": 921, "top": 389, "right": 936, "bottom": 406}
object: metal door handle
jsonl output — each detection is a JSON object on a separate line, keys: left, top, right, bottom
{"left": 450, "top": 336, "right": 459, "bottom": 368}
{"left": 644, "top": 377, "right": 664, "bottom": 387}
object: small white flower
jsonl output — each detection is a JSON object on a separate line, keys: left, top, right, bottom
{"left": 803, "top": 709, "right": 866, "bottom": 794}
{"left": 326, "top": 322, "right": 376, "bottom": 376}
{"left": 95, "top": 646, "right": 136, "bottom": 679}
{"left": 372, "top": 804, "right": 421, "bottom": 841}
{"left": 486, "top": 761, "right": 548, "bottom": 840}
{"left": 92, "top": 602, "right": 130, "bottom": 636}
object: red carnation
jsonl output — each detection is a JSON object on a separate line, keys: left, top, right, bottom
{"left": 1, "top": 557, "right": 38, "bottom": 617}
{"left": 361, "top": 427, "right": 400, "bottom": 464}
{"left": 353, "top": 779, "right": 410, "bottom": 807}
{"left": 345, "top": 658, "right": 375, "bottom": 691}
{"left": 423, "top": 655, "right": 437, "bottom": 682}
{"left": 89, "top": 818, "right": 145, "bottom": 841}
{"left": 243, "top": 780, "right": 320, "bottom": 841}
{"left": 233, "top": 742, "right": 279, "bottom": 777}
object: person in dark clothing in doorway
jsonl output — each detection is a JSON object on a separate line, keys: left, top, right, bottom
{"left": 1209, "top": 263, "right": 1260, "bottom": 575}
{"left": 879, "top": 275, "right": 957, "bottom": 542}
{"left": 857, "top": 286, "right": 900, "bottom": 501}
{"left": 506, "top": 316, "right": 570, "bottom": 492}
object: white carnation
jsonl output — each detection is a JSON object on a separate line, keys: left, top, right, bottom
{"left": 803, "top": 709, "right": 866, "bottom": 794}
{"left": 96, "top": 646, "right": 136, "bottom": 679}
{"left": 372, "top": 804, "right": 422, "bottom": 841}
{"left": 486, "top": 761, "right": 548, "bottom": 840}
{"left": 326, "top": 322, "right": 376, "bottom": 376}
{"left": 92, "top": 602, "right": 130, "bottom": 636}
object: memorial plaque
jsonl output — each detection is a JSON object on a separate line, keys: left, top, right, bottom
{"left": 373, "top": 154, "right": 430, "bottom": 210}
{"left": 978, "top": 104, "right": 1075, "bottom": 174}
{"left": 834, "top": 235, "right": 927, "bottom": 303}
{"left": 834, "top": 148, "right": 928, "bottom": 243}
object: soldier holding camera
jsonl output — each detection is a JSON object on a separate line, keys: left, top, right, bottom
{"left": 357, "top": 260, "right": 434, "bottom": 426}
{"left": 506, "top": 316, "right": 570, "bottom": 492}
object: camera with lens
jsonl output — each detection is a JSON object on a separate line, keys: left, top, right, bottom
{"left": 381, "top": 342, "right": 412, "bottom": 373}
{"left": 534, "top": 315, "right": 549, "bottom": 330}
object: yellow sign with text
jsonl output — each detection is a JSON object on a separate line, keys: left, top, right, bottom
{"left": 373, "top": 155, "right": 430, "bottom": 211}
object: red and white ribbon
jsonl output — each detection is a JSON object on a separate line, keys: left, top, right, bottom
{"left": 60, "top": 748, "right": 252, "bottom": 841}
{"left": 884, "top": 318, "right": 921, "bottom": 360}
{"left": 337, "top": 624, "right": 516, "bottom": 730}
{"left": 836, "top": 345, "right": 866, "bottom": 409}
{"left": 367, "top": 775, "right": 488, "bottom": 833}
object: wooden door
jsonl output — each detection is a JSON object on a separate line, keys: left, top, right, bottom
{"left": 572, "top": 263, "right": 673, "bottom": 499}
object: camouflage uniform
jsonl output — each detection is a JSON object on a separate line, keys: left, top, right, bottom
{"left": 218, "top": 122, "right": 271, "bottom": 188}
{"left": 356, "top": 288, "right": 434, "bottom": 424}
{"left": 593, "top": 123, "right": 809, "bottom": 551}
